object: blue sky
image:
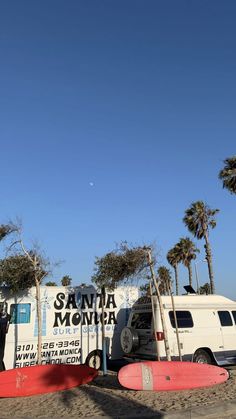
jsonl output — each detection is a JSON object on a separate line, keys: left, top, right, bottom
{"left": 1, "top": 1, "right": 236, "bottom": 298}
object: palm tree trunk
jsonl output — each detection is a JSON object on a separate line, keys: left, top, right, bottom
{"left": 204, "top": 233, "right": 215, "bottom": 294}
{"left": 164, "top": 282, "right": 168, "bottom": 295}
{"left": 174, "top": 265, "right": 179, "bottom": 295}
{"left": 187, "top": 264, "right": 193, "bottom": 287}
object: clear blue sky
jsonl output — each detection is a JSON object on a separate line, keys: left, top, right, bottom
{"left": 1, "top": 1, "right": 235, "bottom": 298}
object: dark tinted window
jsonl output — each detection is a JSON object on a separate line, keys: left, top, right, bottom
{"left": 169, "top": 311, "right": 193, "bottom": 328}
{"left": 131, "top": 312, "right": 152, "bottom": 329}
{"left": 232, "top": 311, "right": 236, "bottom": 324}
{"left": 218, "top": 311, "right": 233, "bottom": 326}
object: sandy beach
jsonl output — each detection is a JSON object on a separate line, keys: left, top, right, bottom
{"left": 0, "top": 368, "right": 235, "bottom": 418}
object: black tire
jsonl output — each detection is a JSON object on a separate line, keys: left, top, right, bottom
{"left": 193, "top": 349, "right": 212, "bottom": 364}
{"left": 86, "top": 350, "right": 103, "bottom": 370}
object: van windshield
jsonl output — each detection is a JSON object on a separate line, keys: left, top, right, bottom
{"left": 131, "top": 312, "right": 152, "bottom": 329}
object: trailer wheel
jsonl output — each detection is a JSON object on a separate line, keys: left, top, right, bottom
{"left": 86, "top": 350, "right": 103, "bottom": 370}
{"left": 193, "top": 349, "right": 212, "bottom": 364}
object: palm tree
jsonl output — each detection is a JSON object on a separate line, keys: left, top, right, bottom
{"left": 61, "top": 275, "right": 72, "bottom": 286}
{"left": 199, "top": 283, "right": 211, "bottom": 295}
{"left": 219, "top": 156, "right": 236, "bottom": 194}
{"left": 183, "top": 201, "right": 219, "bottom": 294}
{"left": 167, "top": 246, "right": 181, "bottom": 295}
{"left": 157, "top": 266, "right": 172, "bottom": 295}
{"left": 178, "top": 237, "right": 199, "bottom": 288}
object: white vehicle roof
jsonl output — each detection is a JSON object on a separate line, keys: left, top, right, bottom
{"left": 133, "top": 294, "right": 236, "bottom": 309}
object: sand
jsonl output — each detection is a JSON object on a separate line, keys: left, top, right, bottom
{"left": 0, "top": 369, "right": 235, "bottom": 418}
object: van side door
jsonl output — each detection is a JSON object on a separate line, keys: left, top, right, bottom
{"left": 217, "top": 310, "right": 236, "bottom": 365}
{"left": 168, "top": 310, "right": 193, "bottom": 360}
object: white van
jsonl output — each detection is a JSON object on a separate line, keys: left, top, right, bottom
{"left": 120, "top": 294, "right": 236, "bottom": 366}
{"left": 0, "top": 285, "right": 139, "bottom": 370}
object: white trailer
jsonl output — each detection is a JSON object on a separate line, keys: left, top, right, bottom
{"left": 120, "top": 294, "right": 236, "bottom": 366}
{"left": 0, "top": 285, "right": 139, "bottom": 370}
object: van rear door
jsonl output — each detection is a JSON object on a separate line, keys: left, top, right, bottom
{"left": 129, "top": 311, "right": 156, "bottom": 357}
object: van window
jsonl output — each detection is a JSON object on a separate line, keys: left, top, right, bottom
{"left": 131, "top": 312, "right": 152, "bottom": 329}
{"left": 169, "top": 311, "right": 194, "bottom": 328}
{"left": 10, "top": 304, "right": 31, "bottom": 324}
{"left": 218, "top": 311, "right": 233, "bottom": 326}
{"left": 232, "top": 311, "right": 236, "bottom": 324}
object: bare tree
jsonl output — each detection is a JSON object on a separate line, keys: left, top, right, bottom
{"left": 145, "top": 249, "right": 171, "bottom": 361}
{"left": 92, "top": 242, "right": 172, "bottom": 361}
{"left": 0, "top": 223, "right": 17, "bottom": 242}
{"left": 1, "top": 223, "right": 51, "bottom": 364}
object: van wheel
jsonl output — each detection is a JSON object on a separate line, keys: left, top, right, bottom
{"left": 86, "top": 350, "right": 103, "bottom": 370}
{"left": 193, "top": 349, "right": 212, "bottom": 364}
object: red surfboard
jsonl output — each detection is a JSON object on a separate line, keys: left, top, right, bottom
{"left": 118, "top": 361, "right": 229, "bottom": 391}
{"left": 0, "top": 364, "right": 98, "bottom": 398}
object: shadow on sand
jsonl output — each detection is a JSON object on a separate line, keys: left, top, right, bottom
{"left": 40, "top": 365, "right": 165, "bottom": 417}
{"left": 80, "top": 380, "right": 165, "bottom": 418}
{"left": 55, "top": 380, "right": 165, "bottom": 418}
